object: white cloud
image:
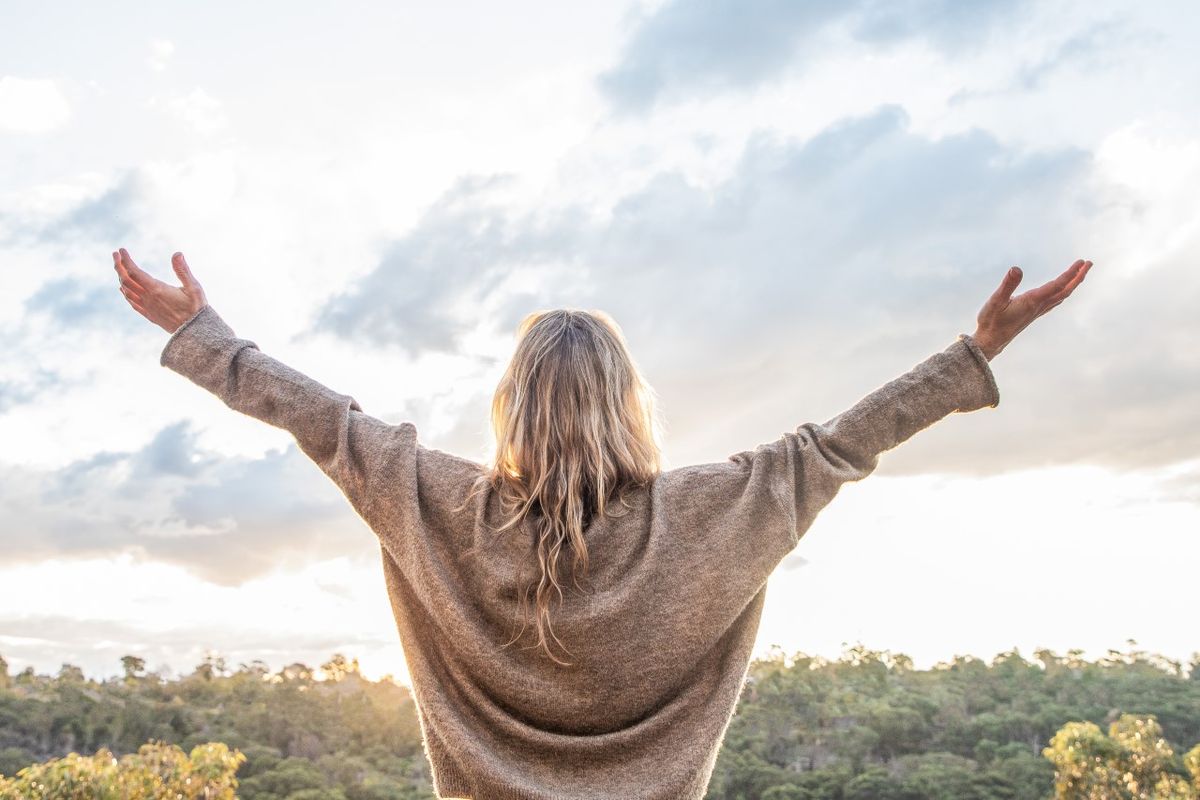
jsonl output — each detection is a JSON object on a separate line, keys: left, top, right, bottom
{"left": 1090, "top": 118, "right": 1200, "bottom": 275}
{"left": 0, "top": 76, "right": 70, "bottom": 133}
{"left": 0, "top": 553, "right": 408, "bottom": 684}
{"left": 148, "top": 87, "right": 227, "bottom": 135}
{"left": 147, "top": 38, "right": 175, "bottom": 72}
{"left": 597, "top": 0, "right": 1029, "bottom": 112}
{"left": 0, "top": 419, "right": 381, "bottom": 584}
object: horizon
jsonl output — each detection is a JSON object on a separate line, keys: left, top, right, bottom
{"left": 5, "top": 638, "right": 1195, "bottom": 688}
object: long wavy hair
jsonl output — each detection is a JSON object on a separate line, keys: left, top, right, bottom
{"left": 455, "top": 307, "right": 665, "bottom": 666}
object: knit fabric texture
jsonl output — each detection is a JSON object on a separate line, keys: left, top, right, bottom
{"left": 160, "top": 303, "right": 1001, "bottom": 800}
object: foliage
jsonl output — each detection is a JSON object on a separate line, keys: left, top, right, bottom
{"left": 1, "top": 643, "right": 1198, "bottom": 799}
{"left": 704, "top": 642, "right": 1200, "bottom": 799}
{"left": 1043, "top": 713, "right": 1200, "bottom": 799}
{"left": 0, "top": 651, "right": 432, "bottom": 799}
{"left": 0, "top": 740, "right": 243, "bottom": 799}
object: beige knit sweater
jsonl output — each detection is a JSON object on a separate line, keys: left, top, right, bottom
{"left": 160, "top": 304, "right": 1000, "bottom": 800}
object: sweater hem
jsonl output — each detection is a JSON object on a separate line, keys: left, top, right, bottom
{"left": 956, "top": 332, "right": 1001, "bottom": 409}
{"left": 433, "top": 763, "right": 550, "bottom": 800}
{"left": 160, "top": 303, "right": 215, "bottom": 368}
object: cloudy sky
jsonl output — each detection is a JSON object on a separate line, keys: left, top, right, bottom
{"left": 1, "top": 0, "right": 1197, "bottom": 685}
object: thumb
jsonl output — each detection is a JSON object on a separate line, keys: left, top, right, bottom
{"left": 172, "top": 251, "right": 199, "bottom": 289}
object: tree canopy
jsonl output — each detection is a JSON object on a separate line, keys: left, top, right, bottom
{"left": 1, "top": 643, "right": 1198, "bottom": 799}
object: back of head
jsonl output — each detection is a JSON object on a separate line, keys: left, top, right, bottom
{"left": 464, "top": 307, "right": 664, "bottom": 665}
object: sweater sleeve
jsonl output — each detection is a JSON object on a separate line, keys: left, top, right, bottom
{"left": 159, "top": 304, "right": 403, "bottom": 521}
{"left": 733, "top": 332, "right": 1000, "bottom": 566}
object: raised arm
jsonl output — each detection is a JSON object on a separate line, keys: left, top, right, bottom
{"left": 742, "top": 330, "right": 999, "bottom": 555}
{"left": 113, "top": 248, "right": 404, "bottom": 517}
{"left": 727, "top": 259, "right": 1094, "bottom": 579}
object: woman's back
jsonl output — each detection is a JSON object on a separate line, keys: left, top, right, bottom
{"left": 374, "top": 435, "right": 790, "bottom": 799}
{"left": 339, "top": 330, "right": 999, "bottom": 799}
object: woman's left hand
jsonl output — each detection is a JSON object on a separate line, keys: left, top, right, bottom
{"left": 972, "top": 259, "right": 1092, "bottom": 360}
{"left": 114, "top": 247, "right": 209, "bottom": 334}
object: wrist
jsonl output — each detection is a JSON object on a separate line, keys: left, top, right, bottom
{"left": 972, "top": 331, "right": 1002, "bottom": 361}
{"left": 166, "top": 304, "right": 209, "bottom": 335}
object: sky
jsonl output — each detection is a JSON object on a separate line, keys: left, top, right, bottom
{"left": 1, "top": 0, "right": 1198, "bottom": 687}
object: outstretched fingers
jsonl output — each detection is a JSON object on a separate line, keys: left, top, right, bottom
{"left": 1040, "top": 260, "right": 1092, "bottom": 311}
{"left": 1038, "top": 259, "right": 1086, "bottom": 295}
{"left": 117, "top": 274, "right": 152, "bottom": 319}
{"left": 1062, "top": 260, "right": 1092, "bottom": 294}
{"left": 113, "top": 250, "right": 147, "bottom": 294}
{"left": 1022, "top": 259, "right": 1085, "bottom": 305}
{"left": 118, "top": 247, "right": 165, "bottom": 292}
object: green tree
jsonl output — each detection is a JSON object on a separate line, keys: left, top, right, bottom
{"left": 1186, "top": 744, "right": 1200, "bottom": 792}
{"left": 121, "top": 655, "right": 147, "bottom": 683}
{"left": 57, "top": 663, "right": 85, "bottom": 683}
{"left": 761, "top": 785, "right": 816, "bottom": 800}
{"left": 893, "top": 751, "right": 1003, "bottom": 800}
{"left": 0, "top": 740, "right": 244, "bottom": 799}
{"left": 192, "top": 653, "right": 229, "bottom": 681}
{"left": 237, "top": 756, "right": 329, "bottom": 796}
{"left": 985, "top": 750, "right": 1055, "bottom": 800}
{"left": 1043, "top": 714, "right": 1196, "bottom": 799}
{"left": 280, "top": 661, "right": 315, "bottom": 683}
{"left": 0, "top": 748, "right": 35, "bottom": 780}
{"left": 321, "top": 654, "right": 362, "bottom": 683}
{"left": 843, "top": 766, "right": 904, "bottom": 800}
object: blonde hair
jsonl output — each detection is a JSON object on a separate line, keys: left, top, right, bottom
{"left": 456, "top": 307, "right": 665, "bottom": 666}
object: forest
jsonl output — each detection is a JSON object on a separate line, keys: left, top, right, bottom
{"left": 1, "top": 643, "right": 1198, "bottom": 799}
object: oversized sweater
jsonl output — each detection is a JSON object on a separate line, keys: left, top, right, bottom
{"left": 160, "top": 304, "right": 1000, "bottom": 800}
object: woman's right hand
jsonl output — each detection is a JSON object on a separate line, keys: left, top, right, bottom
{"left": 972, "top": 259, "right": 1093, "bottom": 360}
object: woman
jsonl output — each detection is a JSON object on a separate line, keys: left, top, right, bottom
{"left": 114, "top": 248, "right": 1091, "bottom": 800}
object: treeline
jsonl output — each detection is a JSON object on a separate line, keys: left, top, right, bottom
{"left": 1, "top": 644, "right": 1199, "bottom": 799}
{"left": 0, "top": 653, "right": 432, "bottom": 799}
{"left": 712, "top": 643, "right": 1200, "bottom": 799}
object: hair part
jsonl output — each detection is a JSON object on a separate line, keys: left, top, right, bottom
{"left": 454, "top": 307, "right": 665, "bottom": 666}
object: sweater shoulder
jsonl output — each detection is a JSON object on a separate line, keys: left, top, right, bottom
{"left": 652, "top": 454, "right": 764, "bottom": 523}
{"left": 416, "top": 440, "right": 484, "bottom": 479}
{"left": 657, "top": 451, "right": 757, "bottom": 487}
{"left": 412, "top": 435, "right": 488, "bottom": 508}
